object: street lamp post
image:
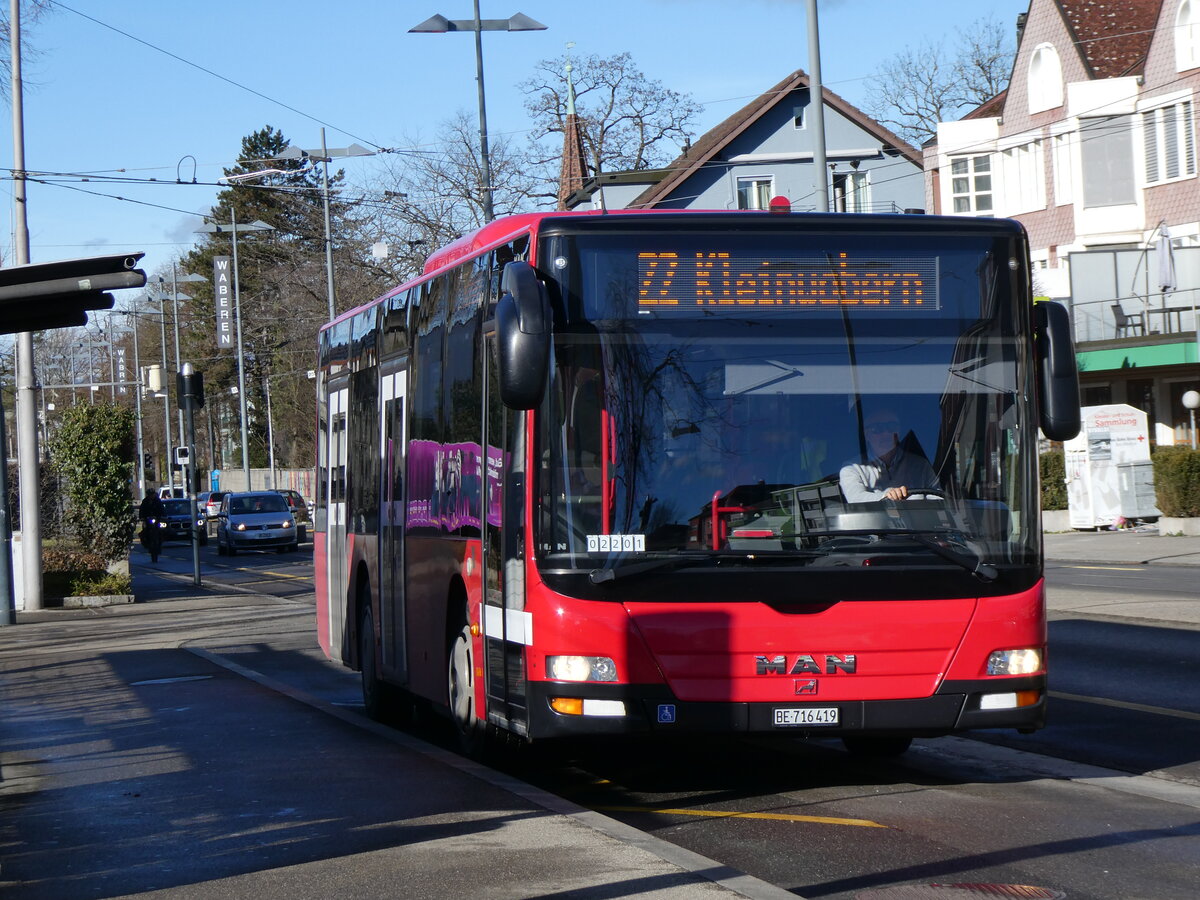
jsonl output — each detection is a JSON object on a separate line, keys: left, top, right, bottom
{"left": 145, "top": 288, "right": 174, "bottom": 492}
{"left": 1184, "top": 390, "right": 1200, "bottom": 451}
{"left": 196, "top": 215, "right": 275, "bottom": 490}
{"left": 410, "top": 5, "right": 547, "bottom": 222}
{"left": 278, "top": 135, "right": 374, "bottom": 321}
{"left": 161, "top": 268, "right": 207, "bottom": 472}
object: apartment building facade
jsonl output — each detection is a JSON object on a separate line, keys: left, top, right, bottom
{"left": 926, "top": 0, "right": 1200, "bottom": 444}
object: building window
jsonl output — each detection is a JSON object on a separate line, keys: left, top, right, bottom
{"left": 1052, "top": 133, "right": 1074, "bottom": 205}
{"left": 832, "top": 170, "right": 870, "bottom": 212}
{"left": 1143, "top": 101, "right": 1196, "bottom": 184}
{"left": 736, "top": 176, "right": 773, "bottom": 210}
{"left": 1028, "top": 43, "right": 1064, "bottom": 113}
{"left": 792, "top": 90, "right": 810, "bottom": 129}
{"left": 949, "top": 155, "right": 993, "bottom": 215}
{"left": 1178, "top": 0, "right": 1200, "bottom": 72}
{"left": 1080, "top": 116, "right": 1135, "bottom": 207}
{"left": 1000, "top": 140, "right": 1045, "bottom": 213}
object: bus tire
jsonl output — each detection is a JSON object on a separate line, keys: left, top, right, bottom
{"left": 447, "top": 618, "right": 484, "bottom": 756}
{"left": 360, "top": 602, "right": 387, "bottom": 721}
{"left": 842, "top": 736, "right": 912, "bottom": 758}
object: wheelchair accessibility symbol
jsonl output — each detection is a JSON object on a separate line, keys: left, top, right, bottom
{"left": 657, "top": 704, "right": 676, "bottom": 724}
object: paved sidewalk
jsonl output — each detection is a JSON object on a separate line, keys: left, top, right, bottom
{"left": 1044, "top": 527, "right": 1200, "bottom": 567}
{"left": 0, "top": 579, "right": 791, "bottom": 900}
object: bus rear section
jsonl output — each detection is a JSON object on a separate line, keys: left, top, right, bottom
{"left": 316, "top": 210, "right": 1078, "bottom": 754}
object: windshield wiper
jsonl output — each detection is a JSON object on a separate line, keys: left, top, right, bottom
{"left": 589, "top": 554, "right": 711, "bottom": 584}
{"left": 877, "top": 531, "right": 998, "bottom": 582}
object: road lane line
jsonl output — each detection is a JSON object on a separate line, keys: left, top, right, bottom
{"left": 1059, "top": 565, "right": 1144, "bottom": 571}
{"left": 1049, "top": 690, "right": 1200, "bottom": 722}
{"left": 596, "top": 805, "right": 886, "bottom": 828}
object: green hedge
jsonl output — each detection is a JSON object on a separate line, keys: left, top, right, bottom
{"left": 1039, "top": 450, "right": 1067, "bottom": 511}
{"left": 1152, "top": 446, "right": 1200, "bottom": 517}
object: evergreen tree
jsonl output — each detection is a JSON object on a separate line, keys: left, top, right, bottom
{"left": 180, "top": 125, "right": 382, "bottom": 471}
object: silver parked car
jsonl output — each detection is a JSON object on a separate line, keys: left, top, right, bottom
{"left": 215, "top": 491, "right": 299, "bottom": 555}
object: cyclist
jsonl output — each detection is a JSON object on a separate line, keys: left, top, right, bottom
{"left": 138, "top": 492, "right": 165, "bottom": 562}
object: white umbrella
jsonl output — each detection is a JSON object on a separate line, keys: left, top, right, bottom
{"left": 1158, "top": 224, "right": 1176, "bottom": 294}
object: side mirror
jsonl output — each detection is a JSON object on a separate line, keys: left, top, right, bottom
{"left": 496, "top": 261, "right": 551, "bottom": 410}
{"left": 1034, "top": 301, "right": 1081, "bottom": 441}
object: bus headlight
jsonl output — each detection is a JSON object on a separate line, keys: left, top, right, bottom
{"left": 547, "top": 655, "right": 618, "bottom": 682}
{"left": 987, "top": 648, "right": 1042, "bottom": 675}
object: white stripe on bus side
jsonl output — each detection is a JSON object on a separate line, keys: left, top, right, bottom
{"left": 483, "top": 606, "right": 534, "bottom": 646}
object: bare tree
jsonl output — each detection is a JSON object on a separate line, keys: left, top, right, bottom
{"left": 0, "top": 1, "right": 54, "bottom": 100}
{"left": 521, "top": 51, "right": 702, "bottom": 178}
{"left": 864, "top": 18, "right": 1016, "bottom": 146}
{"left": 360, "top": 112, "right": 546, "bottom": 282}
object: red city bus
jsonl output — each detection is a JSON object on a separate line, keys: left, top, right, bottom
{"left": 314, "top": 210, "right": 1080, "bottom": 756}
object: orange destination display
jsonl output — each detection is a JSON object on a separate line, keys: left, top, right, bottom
{"left": 638, "top": 250, "right": 938, "bottom": 309}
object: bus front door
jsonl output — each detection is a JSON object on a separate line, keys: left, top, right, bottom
{"left": 381, "top": 367, "right": 407, "bottom": 681}
{"left": 483, "top": 335, "right": 529, "bottom": 733}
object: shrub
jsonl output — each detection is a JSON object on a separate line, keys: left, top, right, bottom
{"left": 43, "top": 546, "right": 130, "bottom": 598}
{"left": 46, "top": 403, "right": 136, "bottom": 562}
{"left": 1152, "top": 446, "right": 1200, "bottom": 517}
{"left": 1039, "top": 450, "right": 1067, "bottom": 511}
{"left": 42, "top": 547, "right": 107, "bottom": 573}
{"left": 68, "top": 571, "right": 132, "bottom": 597}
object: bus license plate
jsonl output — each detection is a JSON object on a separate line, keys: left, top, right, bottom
{"left": 773, "top": 707, "right": 838, "bottom": 727}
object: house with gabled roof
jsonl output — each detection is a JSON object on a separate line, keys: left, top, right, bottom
{"left": 565, "top": 69, "right": 925, "bottom": 214}
{"left": 926, "top": 0, "right": 1200, "bottom": 447}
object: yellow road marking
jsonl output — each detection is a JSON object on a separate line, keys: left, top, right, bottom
{"left": 1061, "top": 565, "right": 1144, "bottom": 571}
{"left": 596, "top": 805, "right": 886, "bottom": 828}
{"left": 1049, "top": 690, "right": 1200, "bottom": 722}
{"left": 211, "top": 565, "right": 310, "bottom": 581}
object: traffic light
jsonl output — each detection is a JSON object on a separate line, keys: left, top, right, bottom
{"left": 0, "top": 253, "right": 146, "bottom": 335}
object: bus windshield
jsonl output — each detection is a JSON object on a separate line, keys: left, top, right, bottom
{"left": 537, "top": 227, "right": 1038, "bottom": 578}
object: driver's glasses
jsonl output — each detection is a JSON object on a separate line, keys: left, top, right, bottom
{"left": 866, "top": 421, "right": 900, "bottom": 434}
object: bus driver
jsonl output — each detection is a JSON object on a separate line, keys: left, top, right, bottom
{"left": 840, "top": 408, "right": 939, "bottom": 503}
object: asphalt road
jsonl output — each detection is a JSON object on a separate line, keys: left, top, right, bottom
{"left": 54, "top": 540, "right": 1200, "bottom": 900}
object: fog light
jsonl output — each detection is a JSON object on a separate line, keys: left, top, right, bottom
{"left": 980, "top": 692, "right": 1017, "bottom": 710}
{"left": 986, "top": 648, "right": 1042, "bottom": 675}
{"left": 549, "top": 697, "right": 626, "bottom": 717}
{"left": 980, "top": 689, "right": 1040, "bottom": 711}
{"left": 582, "top": 699, "right": 626, "bottom": 717}
{"left": 547, "top": 655, "right": 618, "bottom": 682}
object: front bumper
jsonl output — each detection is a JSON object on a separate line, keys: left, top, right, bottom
{"left": 524, "top": 676, "right": 1046, "bottom": 740}
{"left": 226, "top": 528, "right": 296, "bottom": 549}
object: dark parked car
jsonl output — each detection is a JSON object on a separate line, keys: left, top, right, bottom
{"left": 216, "top": 491, "right": 299, "bottom": 555}
{"left": 158, "top": 498, "right": 207, "bottom": 545}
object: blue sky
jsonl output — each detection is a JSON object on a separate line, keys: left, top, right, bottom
{"left": 1, "top": 0, "right": 1030, "bottom": 281}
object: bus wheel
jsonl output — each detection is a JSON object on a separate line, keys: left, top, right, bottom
{"left": 360, "top": 603, "right": 387, "bottom": 721}
{"left": 842, "top": 736, "right": 913, "bottom": 757}
{"left": 448, "top": 619, "right": 483, "bottom": 756}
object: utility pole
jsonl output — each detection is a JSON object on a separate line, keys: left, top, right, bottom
{"left": 805, "top": 0, "right": 829, "bottom": 212}
{"left": 11, "top": 0, "right": 43, "bottom": 610}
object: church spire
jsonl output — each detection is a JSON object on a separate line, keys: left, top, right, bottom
{"left": 557, "top": 43, "right": 588, "bottom": 210}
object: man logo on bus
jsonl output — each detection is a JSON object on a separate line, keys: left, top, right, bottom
{"left": 755, "top": 654, "right": 857, "bottom": 675}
